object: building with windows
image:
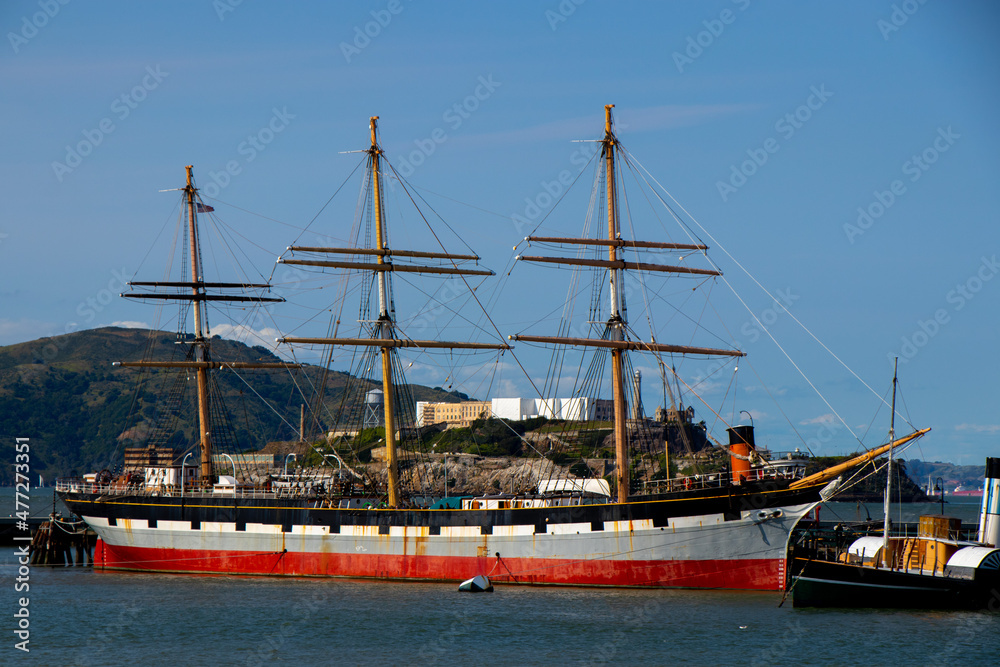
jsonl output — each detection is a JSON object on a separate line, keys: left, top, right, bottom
{"left": 415, "top": 401, "right": 491, "bottom": 428}
{"left": 490, "top": 397, "right": 614, "bottom": 422}
{"left": 415, "top": 397, "right": 614, "bottom": 427}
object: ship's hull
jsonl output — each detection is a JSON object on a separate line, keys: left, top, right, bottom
{"left": 790, "top": 557, "right": 1000, "bottom": 610}
{"left": 61, "top": 481, "right": 823, "bottom": 590}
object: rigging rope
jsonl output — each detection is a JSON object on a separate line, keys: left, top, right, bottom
{"left": 627, "top": 153, "right": 917, "bottom": 442}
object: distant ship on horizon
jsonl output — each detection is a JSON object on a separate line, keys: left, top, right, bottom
{"left": 924, "top": 476, "right": 984, "bottom": 499}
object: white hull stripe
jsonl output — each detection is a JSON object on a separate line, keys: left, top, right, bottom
{"left": 82, "top": 506, "right": 806, "bottom": 537}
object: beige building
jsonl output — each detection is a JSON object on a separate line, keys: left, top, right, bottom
{"left": 416, "top": 401, "right": 491, "bottom": 428}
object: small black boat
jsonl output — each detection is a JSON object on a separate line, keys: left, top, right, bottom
{"left": 789, "top": 456, "right": 1000, "bottom": 611}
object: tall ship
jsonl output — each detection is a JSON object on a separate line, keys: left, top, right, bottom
{"left": 58, "top": 108, "right": 928, "bottom": 590}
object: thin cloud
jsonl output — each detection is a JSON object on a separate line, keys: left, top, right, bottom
{"left": 111, "top": 320, "right": 150, "bottom": 329}
{"left": 800, "top": 413, "right": 836, "bottom": 426}
{"left": 955, "top": 423, "right": 1000, "bottom": 434}
{"left": 211, "top": 323, "right": 283, "bottom": 351}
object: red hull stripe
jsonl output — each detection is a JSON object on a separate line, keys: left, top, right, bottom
{"left": 93, "top": 539, "right": 781, "bottom": 590}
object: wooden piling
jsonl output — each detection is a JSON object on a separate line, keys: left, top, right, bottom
{"left": 28, "top": 515, "right": 92, "bottom": 566}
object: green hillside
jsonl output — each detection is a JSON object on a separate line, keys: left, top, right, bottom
{"left": 0, "top": 327, "right": 467, "bottom": 484}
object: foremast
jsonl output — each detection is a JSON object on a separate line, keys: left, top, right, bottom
{"left": 511, "top": 105, "right": 744, "bottom": 502}
{"left": 185, "top": 166, "right": 213, "bottom": 480}
{"left": 278, "top": 117, "right": 509, "bottom": 507}
{"left": 117, "top": 166, "right": 296, "bottom": 483}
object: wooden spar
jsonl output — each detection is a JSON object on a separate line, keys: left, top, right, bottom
{"left": 278, "top": 258, "right": 494, "bottom": 276}
{"left": 279, "top": 337, "right": 509, "bottom": 350}
{"left": 369, "top": 117, "right": 400, "bottom": 508}
{"left": 516, "top": 255, "right": 720, "bottom": 277}
{"left": 527, "top": 236, "right": 708, "bottom": 251}
{"left": 128, "top": 281, "right": 273, "bottom": 288}
{"left": 788, "top": 427, "right": 931, "bottom": 490}
{"left": 508, "top": 334, "right": 743, "bottom": 357}
{"left": 604, "top": 104, "right": 629, "bottom": 504}
{"left": 288, "top": 247, "right": 482, "bottom": 261}
{"left": 122, "top": 293, "right": 285, "bottom": 303}
{"left": 115, "top": 361, "right": 302, "bottom": 369}
{"left": 185, "top": 166, "right": 213, "bottom": 481}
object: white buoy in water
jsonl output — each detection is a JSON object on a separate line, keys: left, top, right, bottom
{"left": 458, "top": 575, "right": 494, "bottom": 593}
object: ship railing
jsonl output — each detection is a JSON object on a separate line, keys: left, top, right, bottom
{"left": 462, "top": 493, "right": 610, "bottom": 510}
{"left": 643, "top": 473, "right": 726, "bottom": 494}
{"left": 56, "top": 478, "right": 132, "bottom": 495}
{"left": 55, "top": 477, "right": 324, "bottom": 500}
{"left": 642, "top": 464, "right": 806, "bottom": 493}
{"left": 766, "top": 450, "right": 810, "bottom": 461}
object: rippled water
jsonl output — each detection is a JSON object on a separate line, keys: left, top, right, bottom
{"left": 2, "top": 562, "right": 996, "bottom": 666}
{"left": 823, "top": 498, "right": 984, "bottom": 526}
{"left": 2, "top": 490, "right": 995, "bottom": 665}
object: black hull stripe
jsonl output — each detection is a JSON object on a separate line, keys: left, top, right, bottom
{"left": 61, "top": 482, "right": 822, "bottom": 530}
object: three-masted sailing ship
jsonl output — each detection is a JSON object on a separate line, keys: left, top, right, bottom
{"left": 58, "top": 109, "right": 934, "bottom": 590}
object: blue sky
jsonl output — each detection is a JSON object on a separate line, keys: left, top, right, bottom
{"left": 2, "top": 1, "right": 998, "bottom": 465}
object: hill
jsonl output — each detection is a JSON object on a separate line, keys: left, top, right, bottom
{"left": 902, "top": 459, "right": 987, "bottom": 493}
{"left": 803, "top": 456, "right": 928, "bottom": 502}
{"left": 0, "top": 327, "right": 467, "bottom": 484}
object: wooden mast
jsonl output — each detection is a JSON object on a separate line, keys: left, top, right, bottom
{"left": 369, "top": 116, "right": 401, "bottom": 508}
{"left": 509, "top": 105, "right": 744, "bottom": 501}
{"left": 278, "top": 117, "right": 510, "bottom": 507}
{"left": 603, "top": 105, "right": 630, "bottom": 503}
{"left": 882, "top": 358, "right": 898, "bottom": 568}
{"left": 113, "top": 167, "right": 299, "bottom": 486}
{"left": 184, "top": 166, "right": 215, "bottom": 482}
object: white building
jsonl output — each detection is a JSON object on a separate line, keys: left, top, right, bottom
{"left": 490, "top": 397, "right": 613, "bottom": 422}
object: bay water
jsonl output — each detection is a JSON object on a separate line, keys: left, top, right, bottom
{"left": 2, "top": 489, "right": 996, "bottom": 665}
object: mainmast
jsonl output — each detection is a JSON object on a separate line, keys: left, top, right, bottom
{"left": 369, "top": 116, "right": 401, "bottom": 508}
{"left": 604, "top": 105, "right": 630, "bottom": 503}
{"left": 277, "top": 117, "right": 509, "bottom": 507}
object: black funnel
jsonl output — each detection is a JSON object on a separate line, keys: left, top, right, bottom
{"left": 727, "top": 425, "right": 756, "bottom": 450}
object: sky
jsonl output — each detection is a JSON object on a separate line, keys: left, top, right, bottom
{"left": 2, "top": 0, "right": 998, "bottom": 466}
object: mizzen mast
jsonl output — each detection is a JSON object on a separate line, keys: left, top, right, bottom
{"left": 510, "top": 105, "right": 744, "bottom": 503}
